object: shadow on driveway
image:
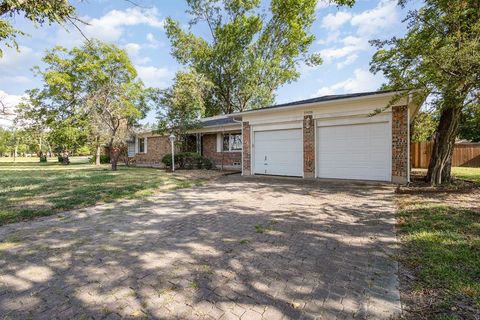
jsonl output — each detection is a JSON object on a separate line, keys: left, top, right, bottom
{"left": 0, "top": 175, "right": 401, "bottom": 319}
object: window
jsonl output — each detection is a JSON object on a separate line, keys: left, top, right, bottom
{"left": 138, "top": 138, "right": 145, "bottom": 153}
{"left": 222, "top": 133, "right": 242, "bottom": 152}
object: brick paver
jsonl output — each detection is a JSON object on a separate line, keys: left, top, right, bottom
{"left": 0, "top": 175, "right": 401, "bottom": 319}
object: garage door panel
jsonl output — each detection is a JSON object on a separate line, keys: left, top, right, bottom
{"left": 317, "top": 122, "right": 390, "bottom": 181}
{"left": 253, "top": 128, "right": 303, "bottom": 177}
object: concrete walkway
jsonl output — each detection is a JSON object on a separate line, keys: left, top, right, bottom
{"left": 0, "top": 175, "right": 401, "bottom": 319}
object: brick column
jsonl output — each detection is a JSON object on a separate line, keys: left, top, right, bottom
{"left": 242, "top": 122, "right": 251, "bottom": 175}
{"left": 303, "top": 114, "right": 315, "bottom": 178}
{"left": 392, "top": 105, "right": 408, "bottom": 184}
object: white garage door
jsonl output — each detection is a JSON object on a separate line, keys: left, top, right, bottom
{"left": 317, "top": 122, "right": 390, "bottom": 181}
{"left": 253, "top": 128, "right": 303, "bottom": 177}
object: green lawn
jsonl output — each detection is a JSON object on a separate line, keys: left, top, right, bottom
{"left": 452, "top": 167, "right": 480, "bottom": 184}
{"left": 0, "top": 160, "right": 211, "bottom": 226}
{"left": 397, "top": 193, "right": 480, "bottom": 318}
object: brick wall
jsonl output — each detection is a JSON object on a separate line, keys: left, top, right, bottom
{"left": 303, "top": 114, "right": 315, "bottom": 178}
{"left": 202, "top": 134, "right": 241, "bottom": 168}
{"left": 392, "top": 105, "right": 409, "bottom": 183}
{"left": 242, "top": 122, "right": 251, "bottom": 175}
{"left": 133, "top": 136, "right": 171, "bottom": 167}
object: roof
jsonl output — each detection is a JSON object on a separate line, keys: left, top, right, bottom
{"left": 230, "top": 90, "right": 402, "bottom": 116}
{"left": 200, "top": 117, "right": 238, "bottom": 127}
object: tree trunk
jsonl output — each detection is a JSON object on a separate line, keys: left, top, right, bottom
{"left": 426, "top": 106, "right": 462, "bottom": 185}
{"left": 62, "top": 150, "right": 70, "bottom": 165}
{"left": 108, "top": 139, "right": 117, "bottom": 171}
{"left": 95, "top": 136, "right": 101, "bottom": 166}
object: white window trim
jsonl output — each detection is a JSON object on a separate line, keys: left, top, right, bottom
{"left": 218, "top": 132, "right": 242, "bottom": 153}
{"left": 137, "top": 137, "right": 147, "bottom": 154}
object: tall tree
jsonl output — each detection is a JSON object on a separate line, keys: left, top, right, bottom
{"left": 370, "top": 0, "right": 480, "bottom": 185}
{"left": 155, "top": 70, "right": 212, "bottom": 148}
{"left": 165, "top": 0, "right": 354, "bottom": 115}
{"left": 18, "top": 41, "right": 150, "bottom": 169}
{"left": 77, "top": 41, "right": 151, "bottom": 170}
{"left": 0, "top": 0, "right": 78, "bottom": 57}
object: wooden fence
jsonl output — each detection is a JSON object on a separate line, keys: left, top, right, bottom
{"left": 411, "top": 141, "right": 480, "bottom": 168}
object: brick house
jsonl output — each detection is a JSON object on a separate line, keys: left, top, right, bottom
{"left": 129, "top": 90, "right": 422, "bottom": 183}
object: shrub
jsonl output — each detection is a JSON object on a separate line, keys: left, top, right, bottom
{"left": 57, "top": 156, "right": 70, "bottom": 164}
{"left": 90, "top": 155, "right": 111, "bottom": 164}
{"left": 39, "top": 155, "right": 47, "bottom": 163}
{"left": 161, "top": 152, "right": 213, "bottom": 170}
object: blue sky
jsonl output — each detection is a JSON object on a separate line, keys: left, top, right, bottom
{"left": 0, "top": 0, "right": 418, "bottom": 126}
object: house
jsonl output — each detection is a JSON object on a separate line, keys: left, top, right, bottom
{"left": 129, "top": 90, "right": 422, "bottom": 183}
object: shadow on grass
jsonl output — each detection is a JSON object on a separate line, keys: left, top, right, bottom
{"left": 0, "top": 165, "right": 201, "bottom": 226}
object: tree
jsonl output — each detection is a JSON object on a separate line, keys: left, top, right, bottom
{"left": 0, "top": 0, "right": 78, "bottom": 57}
{"left": 411, "top": 112, "right": 437, "bottom": 142}
{"left": 78, "top": 41, "right": 151, "bottom": 170}
{"left": 155, "top": 70, "right": 212, "bottom": 149}
{"left": 19, "top": 41, "right": 150, "bottom": 170}
{"left": 165, "top": 0, "right": 354, "bottom": 115}
{"left": 370, "top": 0, "right": 480, "bottom": 185}
{"left": 458, "top": 104, "right": 480, "bottom": 142}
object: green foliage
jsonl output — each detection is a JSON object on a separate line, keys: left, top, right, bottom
{"left": 370, "top": 0, "right": 480, "bottom": 184}
{"left": 39, "top": 155, "right": 47, "bottom": 162}
{"left": 161, "top": 152, "right": 213, "bottom": 170}
{"left": 412, "top": 112, "right": 438, "bottom": 142}
{"left": 90, "top": 154, "right": 110, "bottom": 164}
{"left": 17, "top": 40, "right": 151, "bottom": 170}
{"left": 459, "top": 104, "right": 480, "bottom": 142}
{"left": 371, "top": 0, "right": 480, "bottom": 107}
{"left": 57, "top": 155, "right": 70, "bottom": 164}
{"left": 76, "top": 145, "right": 91, "bottom": 156}
{"left": 155, "top": 70, "right": 212, "bottom": 143}
{"left": 165, "top": 0, "right": 354, "bottom": 114}
{"left": 0, "top": 0, "right": 77, "bottom": 57}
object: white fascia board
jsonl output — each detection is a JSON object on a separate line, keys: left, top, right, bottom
{"left": 230, "top": 91, "right": 408, "bottom": 117}
{"left": 188, "top": 124, "right": 242, "bottom": 134}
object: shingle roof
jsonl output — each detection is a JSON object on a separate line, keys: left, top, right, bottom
{"left": 198, "top": 90, "right": 400, "bottom": 128}
{"left": 246, "top": 90, "right": 397, "bottom": 113}
{"left": 200, "top": 117, "right": 238, "bottom": 127}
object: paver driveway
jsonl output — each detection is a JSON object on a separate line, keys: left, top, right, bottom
{"left": 0, "top": 174, "right": 401, "bottom": 320}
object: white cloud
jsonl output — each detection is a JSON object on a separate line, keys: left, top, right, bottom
{"left": 136, "top": 65, "right": 172, "bottom": 88}
{"left": 317, "top": 31, "right": 340, "bottom": 45}
{"left": 57, "top": 7, "right": 164, "bottom": 46}
{"left": 0, "top": 90, "right": 23, "bottom": 128}
{"left": 341, "top": 35, "right": 364, "bottom": 47}
{"left": 321, "top": 11, "right": 352, "bottom": 30}
{"left": 124, "top": 43, "right": 141, "bottom": 57}
{"left": 0, "top": 46, "right": 33, "bottom": 67}
{"left": 317, "top": 1, "right": 398, "bottom": 65}
{"left": 351, "top": 0, "right": 397, "bottom": 36}
{"left": 337, "top": 54, "right": 358, "bottom": 69}
{"left": 319, "top": 45, "right": 359, "bottom": 63}
{"left": 316, "top": 0, "right": 335, "bottom": 10}
{"left": 0, "top": 46, "right": 36, "bottom": 88}
{"left": 314, "top": 68, "right": 382, "bottom": 96}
